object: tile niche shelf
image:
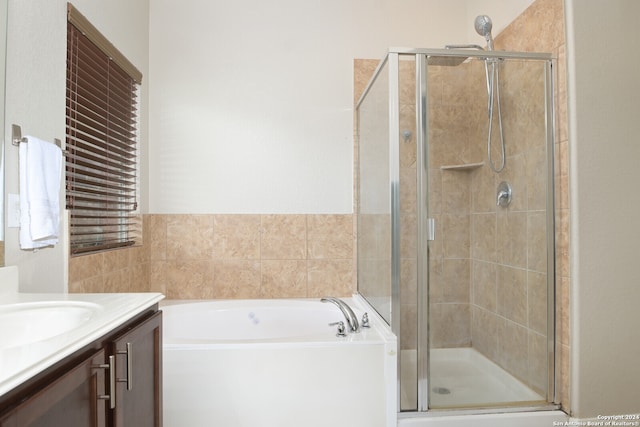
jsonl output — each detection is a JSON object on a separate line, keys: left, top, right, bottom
{"left": 440, "top": 162, "right": 484, "bottom": 171}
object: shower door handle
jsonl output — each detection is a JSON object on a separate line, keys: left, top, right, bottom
{"left": 427, "top": 218, "right": 435, "bottom": 241}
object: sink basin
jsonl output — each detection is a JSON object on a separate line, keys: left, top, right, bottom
{"left": 0, "top": 301, "right": 101, "bottom": 349}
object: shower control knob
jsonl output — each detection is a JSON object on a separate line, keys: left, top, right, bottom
{"left": 329, "top": 321, "right": 347, "bottom": 337}
{"left": 496, "top": 181, "right": 512, "bottom": 207}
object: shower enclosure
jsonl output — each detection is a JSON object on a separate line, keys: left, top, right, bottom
{"left": 356, "top": 48, "right": 556, "bottom": 412}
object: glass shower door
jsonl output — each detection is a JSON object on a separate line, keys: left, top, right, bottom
{"left": 423, "top": 54, "right": 555, "bottom": 409}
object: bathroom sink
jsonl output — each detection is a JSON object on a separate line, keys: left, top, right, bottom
{"left": 0, "top": 301, "right": 101, "bottom": 349}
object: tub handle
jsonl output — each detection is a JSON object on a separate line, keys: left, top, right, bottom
{"left": 361, "top": 312, "right": 370, "bottom": 328}
{"left": 329, "top": 321, "right": 347, "bottom": 337}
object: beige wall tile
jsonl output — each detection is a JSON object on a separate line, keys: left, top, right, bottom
{"left": 104, "top": 268, "right": 132, "bottom": 293}
{"left": 441, "top": 259, "right": 470, "bottom": 303}
{"left": 528, "top": 330, "right": 548, "bottom": 395}
{"left": 497, "top": 211, "right": 527, "bottom": 269}
{"left": 103, "top": 248, "right": 130, "bottom": 271}
{"left": 213, "top": 260, "right": 260, "bottom": 299}
{"left": 307, "top": 259, "right": 354, "bottom": 298}
{"left": 472, "top": 260, "right": 497, "bottom": 311}
{"left": 527, "top": 211, "right": 548, "bottom": 273}
{"left": 400, "top": 258, "right": 417, "bottom": 305}
{"left": 69, "top": 252, "right": 104, "bottom": 283}
{"left": 498, "top": 319, "right": 529, "bottom": 383}
{"left": 528, "top": 271, "right": 548, "bottom": 335}
{"left": 148, "top": 214, "right": 167, "bottom": 261}
{"left": 471, "top": 213, "right": 497, "bottom": 262}
{"left": 261, "top": 214, "right": 306, "bottom": 259}
{"left": 166, "top": 215, "right": 214, "bottom": 260}
{"left": 442, "top": 214, "right": 470, "bottom": 259}
{"left": 430, "top": 303, "right": 471, "bottom": 348}
{"left": 401, "top": 303, "right": 418, "bottom": 350}
{"left": 472, "top": 306, "right": 499, "bottom": 361}
{"left": 260, "top": 260, "right": 307, "bottom": 298}
{"left": 213, "top": 214, "right": 261, "bottom": 259}
{"left": 497, "top": 265, "right": 527, "bottom": 325}
{"left": 307, "top": 214, "right": 353, "bottom": 259}
{"left": 165, "top": 260, "right": 214, "bottom": 299}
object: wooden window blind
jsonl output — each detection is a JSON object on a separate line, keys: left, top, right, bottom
{"left": 66, "top": 4, "right": 143, "bottom": 255}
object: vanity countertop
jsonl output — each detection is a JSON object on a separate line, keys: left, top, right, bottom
{"left": 0, "top": 291, "right": 164, "bottom": 397}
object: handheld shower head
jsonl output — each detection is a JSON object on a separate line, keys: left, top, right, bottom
{"left": 474, "top": 15, "right": 494, "bottom": 50}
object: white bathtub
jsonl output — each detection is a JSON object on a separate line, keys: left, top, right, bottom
{"left": 162, "top": 295, "right": 397, "bottom": 427}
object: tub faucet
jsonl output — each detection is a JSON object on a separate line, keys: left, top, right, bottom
{"left": 321, "top": 297, "right": 359, "bottom": 332}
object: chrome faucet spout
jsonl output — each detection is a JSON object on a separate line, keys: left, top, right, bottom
{"left": 321, "top": 297, "right": 359, "bottom": 332}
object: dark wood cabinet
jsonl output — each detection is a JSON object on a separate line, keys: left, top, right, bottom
{"left": 0, "top": 308, "right": 161, "bottom": 427}
{"left": 111, "top": 311, "right": 162, "bottom": 427}
{"left": 0, "top": 350, "right": 107, "bottom": 427}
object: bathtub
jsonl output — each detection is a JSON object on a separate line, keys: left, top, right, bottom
{"left": 162, "top": 295, "right": 397, "bottom": 427}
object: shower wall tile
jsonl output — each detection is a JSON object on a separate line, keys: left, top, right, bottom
{"left": 400, "top": 258, "right": 418, "bottom": 305}
{"left": 472, "top": 306, "right": 499, "bottom": 362}
{"left": 441, "top": 172, "right": 470, "bottom": 214}
{"left": 430, "top": 303, "right": 471, "bottom": 348}
{"left": 471, "top": 166, "right": 497, "bottom": 214}
{"left": 528, "top": 330, "right": 548, "bottom": 395}
{"left": 442, "top": 214, "right": 470, "bottom": 259}
{"left": 527, "top": 211, "right": 548, "bottom": 273}
{"left": 472, "top": 260, "right": 497, "bottom": 312}
{"left": 400, "top": 213, "right": 417, "bottom": 259}
{"left": 496, "top": 211, "right": 528, "bottom": 269}
{"left": 528, "top": 271, "right": 548, "bottom": 335}
{"left": 496, "top": 265, "right": 527, "bottom": 326}
{"left": 400, "top": 167, "right": 417, "bottom": 215}
{"left": 471, "top": 213, "right": 497, "bottom": 262}
{"left": 441, "top": 259, "right": 470, "bottom": 303}
{"left": 497, "top": 319, "right": 529, "bottom": 383}
{"left": 526, "top": 146, "right": 548, "bottom": 211}
{"left": 400, "top": 303, "right": 418, "bottom": 350}
{"left": 353, "top": 59, "right": 380, "bottom": 105}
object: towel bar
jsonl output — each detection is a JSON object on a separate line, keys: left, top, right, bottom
{"left": 12, "top": 124, "right": 61, "bottom": 148}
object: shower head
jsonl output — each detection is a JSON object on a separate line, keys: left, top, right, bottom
{"left": 474, "top": 15, "right": 495, "bottom": 51}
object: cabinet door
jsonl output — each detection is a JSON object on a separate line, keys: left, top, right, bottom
{"left": 0, "top": 349, "right": 107, "bottom": 427}
{"left": 111, "top": 311, "right": 162, "bottom": 427}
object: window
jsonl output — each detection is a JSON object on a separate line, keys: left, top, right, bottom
{"left": 65, "top": 3, "right": 142, "bottom": 255}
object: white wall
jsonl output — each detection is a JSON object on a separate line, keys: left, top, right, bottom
{"left": 4, "top": 0, "right": 149, "bottom": 291}
{"left": 148, "top": 0, "right": 471, "bottom": 214}
{"left": 565, "top": 0, "right": 640, "bottom": 418}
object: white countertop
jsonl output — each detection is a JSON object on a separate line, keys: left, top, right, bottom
{"left": 0, "top": 291, "right": 164, "bottom": 397}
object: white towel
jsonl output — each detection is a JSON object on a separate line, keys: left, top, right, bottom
{"left": 19, "top": 135, "right": 63, "bottom": 250}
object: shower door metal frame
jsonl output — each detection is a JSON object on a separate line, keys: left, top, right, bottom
{"left": 408, "top": 48, "right": 557, "bottom": 414}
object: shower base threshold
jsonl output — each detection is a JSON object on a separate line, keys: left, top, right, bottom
{"left": 401, "top": 348, "right": 544, "bottom": 409}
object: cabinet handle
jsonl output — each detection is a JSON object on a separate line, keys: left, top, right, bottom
{"left": 93, "top": 355, "right": 116, "bottom": 409}
{"left": 117, "top": 342, "right": 133, "bottom": 390}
